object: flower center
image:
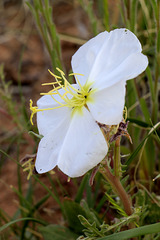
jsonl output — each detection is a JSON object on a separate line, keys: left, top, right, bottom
{"left": 67, "top": 82, "right": 92, "bottom": 109}
{"left": 30, "top": 68, "right": 95, "bottom": 125}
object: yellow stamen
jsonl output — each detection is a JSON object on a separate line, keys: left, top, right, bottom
{"left": 69, "top": 73, "right": 84, "bottom": 76}
{"left": 30, "top": 69, "right": 95, "bottom": 125}
{"left": 67, "top": 177, "right": 71, "bottom": 182}
{"left": 123, "top": 106, "right": 128, "bottom": 121}
{"left": 40, "top": 86, "right": 62, "bottom": 95}
{"left": 56, "top": 67, "right": 65, "bottom": 75}
{"left": 22, "top": 158, "right": 35, "bottom": 180}
{"left": 30, "top": 100, "right": 38, "bottom": 125}
{"left": 42, "top": 81, "right": 62, "bottom": 86}
{"left": 22, "top": 158, "right": 33, "bottom": 167}
{"left": 74, "top": 75, "right": 83, "bottom": 89}
{"left": 48, "top": 69, "right": 62, "bottom": 79}
{"left": 49, "top": 170, "right": 55, "bottom": 175}
{"left": 61, "top": 91, "right": 69, "bottom": 99}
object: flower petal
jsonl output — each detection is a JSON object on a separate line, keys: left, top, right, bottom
{"left": 37, "top": 106, "right": 71, "bottom": 136}
{"left": 92, "top": 52, "right": 148, "bottom": 90}
{"left": 87, "top": 80, "right": 126, "bottom": 125}
{"left": 37, "top": 93, "right": 71, "bottom": 136}
{"left": 35, "top": 113, "right": 71, "bottom": 173}
{"left": 37, "top": 85, "right": 78, "bottom": 136}
{"left": 71, "top": 31, "right": 109, "bottom": 85}
{"left": 57, "top": 107, "right": 108, "bottom": 178}
{"left": 71, "top": 29, "right": 148, "bottom": 88}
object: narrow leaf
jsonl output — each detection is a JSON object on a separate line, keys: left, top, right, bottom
{"left": 75, "top": 173, "right": 89, "bottom": 203}
{"left": 97, "top": 222, "right": 160, "bottom": 240}
{"left": 127, "top": 118, "right": 151, "bottom": 128}
{"left": 0, "top": 218, "right": 45, "bottom": 232}
{"left": 125, "top": 122, "right": 160, "bottom": 167}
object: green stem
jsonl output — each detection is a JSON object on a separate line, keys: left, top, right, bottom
{"left": 100, "top": 164, "right": 132, "bottom": 216}
{"left": 114, "top": 137, "right": 121, "bottom": 178}
{"left": 103, "top": 0, "right": 109, "bottom": 31}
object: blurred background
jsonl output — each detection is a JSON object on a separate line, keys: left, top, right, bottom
{"left": 0, "top": 0, "right": 160, "bottom": 239}
{"left": 0, "top": 0, "right": 119, "bottom": 219}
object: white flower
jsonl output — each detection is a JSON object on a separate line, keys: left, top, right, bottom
{"left": 31, "top": 28, "right": 148, "bottom": 178}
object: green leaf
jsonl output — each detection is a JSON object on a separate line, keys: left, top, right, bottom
{"left": 0, "top": 218, "right": 45, "bottom": 232}
{"left": 127, "top": 118, "right": 151, "bottom": 128}
{"left": 97, "top": 222, "right": 160, "bottom": 240}
{"left": 125, "top": 122, "right": 160, "bottom": 167}
{"left": 144, "top": 137, "right": 155, "bottom": 175}
{"left": 103, "top": 0, "right": 109, "bottom": 31}
{"left": 126, "top": 80, "right": 137, "bottom": 117}
{"left": 81, "top": 200, "right": 102, "bottom": 228}
{"left": 63, "top": 199, "right": 86, "bottom": 233}
{"left": 146, "top": 67, "right": 155, "bottom": 102}
{"left": 20, "top": 194, "right": 50, "bottom": 239}
{"left": 157, "top": 28, "right": 160, "bottom": 53}
{"left": 105, "top": 193, "right": 127, "bottom": 217}
{"left": 39, "top": 225, "right": 79, "bottom": 240}
{"left": 139, "top": 97, "right": 151, "bottom": 123}
{"left": 75, "top": 173, "right": 89, "bottom": 203}
{"left": 130, "top": 0, "right": 137, "bottom": 32}
{"left": 78, "top": 215, "right": 104, "bottom": 238}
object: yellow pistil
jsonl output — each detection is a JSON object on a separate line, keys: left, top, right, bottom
{"left": 30, "top": 68, "right": 96, "bottom": 124}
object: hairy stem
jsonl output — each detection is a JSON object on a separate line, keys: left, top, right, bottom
{"left": 100, "top": 164, "right": 133, "bottom": 216}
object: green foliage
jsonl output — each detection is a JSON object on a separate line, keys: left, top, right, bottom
{"left": 97, "top": 223, "right": 160, "bottom": 240}
{"left": 39, "top": 225, "right": 79, "bottom": 240}
{"left": 63, "top": 199, "right": 87, "bottom": 233}
{"left": 74, "top": 174, "right": 89, "bottom": 203}
{"left": 135, "top": 190, "right": 160, "bottom": 225}
{"left": 78, "top": 0, "right": 98, "bottom": 35}
{"left": 78, "top": 194, "right": 142, "bottom": 239}
{"left": 26, "top": 0, "right": 63, "bottom": 75}
{"left": 0, "top": 64, "right": 28, "bottom": 131}
{"left": 105, "top": 192, "right": 128, "bottom": 217}
{"left": 125, "top": 122, "right": 160, "bottom": 168}
{"left": 78, "top": 208, "right": 145, "bottom": 240}
{"left": 0, "top": 217, "right": 46, "bottom": 232}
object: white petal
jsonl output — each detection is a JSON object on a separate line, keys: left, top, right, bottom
{"left": 37, "top": 85, "right": 78, "bottom": 136}
{"left": 37, "top": 106, "right": 71, "bottom": 136}
{"left": 71, "top": 31, "right": 109, "bottom": 85}
{"left": 35, "top": 113, "right": 71, "bottom": 173}
{"left": 71, "top": 29, "right": 148, "bottom": 88}
{"left": 87, "top": 80, "right": 126, "bottom": 125}
{"left": 57, "top": 107, "right": 108, "bottom": 178}
{"left": 92, "top": 52, "right": 148, "bottom": 90}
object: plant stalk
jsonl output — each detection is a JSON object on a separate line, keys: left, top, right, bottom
{"left": 114, "top": 137, "right": 121, "bottom": 178}
{"left": 100, "top": 164, "right": 133, "bottom": 216}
